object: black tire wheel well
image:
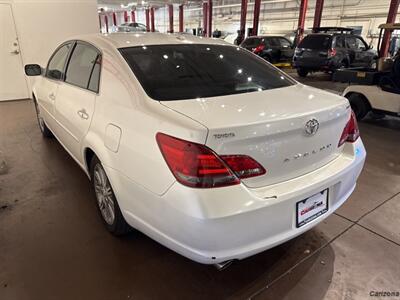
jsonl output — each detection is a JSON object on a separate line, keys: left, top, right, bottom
{"left": 345, "top": 92, "right": 372, "bottom": 120}
{"left": 84, "top": 148, "right": 96, "bottom": 177}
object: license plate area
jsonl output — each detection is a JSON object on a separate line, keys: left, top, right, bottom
{"left": 296, "top": 189, "right": 329, "bottom": 228}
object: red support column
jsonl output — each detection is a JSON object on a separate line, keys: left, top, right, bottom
{"left": 294, "top": 0, "right": 308, "bottom": 46}
{"left": 104, "top": 15, "right": 109, "bottom": 33}
{"left": 145, "top": 8, "right": 150, "bottom": 31}
{"left": 202, "top": 2, "right": 208, "bottom": 36}
{"left": 207, "top": 0, "right": 212, "bottom": 37}
{"left": 112, "top": 11, "right": 117, "bottom": 26}
{"left": 238, "top": 0, "right": 248, "bottom": 43}
{"left": 380, "top": 0, "right": 400, "bottom": 57}
{"left": 131, "top": 10, "right": 136, "bottom": 22}
{"left": 251, "top": 0, "right": 261, "bottom": 36}
{"left": 313, "top": 0, "right": 324, "bottom": 30}
{"left": 150, "top": 7, "right": 155, "bottom": 32}
{"left": 179, "top": 5, "right": 184, "bottom": 33}
{"left": 124, "top": 11, "right": 128, "bottom": 23}
{"left": 168, "top": 4, "right": 174, "bottom": 33}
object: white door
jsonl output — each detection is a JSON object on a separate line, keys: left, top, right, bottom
{"left": 0, "top": 4, "right": 29, "bottom": 101}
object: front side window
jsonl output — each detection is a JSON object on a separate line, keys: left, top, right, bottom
{"left": 355, "top": 37, "right": 367, "bottom": 50}
{"left": 65, "top": 43, "right": 101, "bottom": 92}
{"left": 46, "top": 43, "right": 72, "bottom": 80}
{"left": 119, "top": 44, "right": 295, "bottom": 101}
{"left": 279, "top": 38, "right": 291, "bottom": 48}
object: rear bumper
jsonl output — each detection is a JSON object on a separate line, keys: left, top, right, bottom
{"left": 107, "top": 139, "right": 366, "bottom": 264}
{"left": 293, "top": 57, "right": 338, "bottom": 70}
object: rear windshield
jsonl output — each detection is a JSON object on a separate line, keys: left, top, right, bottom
{"left": 298, "top": 35, "right": 332, "bottom": 49}
{"left": 241, "top": 38, "right": 262, "bottom": 48}
{"left": 119, "top": 44, "right": 295, "bottom": 101}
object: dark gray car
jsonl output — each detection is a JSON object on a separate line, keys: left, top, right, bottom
{"left": 293, "top": 30, "right": 377, "bottom": 77}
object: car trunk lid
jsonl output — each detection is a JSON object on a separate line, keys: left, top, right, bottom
{"left": 160, "top": 84, "right": 350, "bottom": 188}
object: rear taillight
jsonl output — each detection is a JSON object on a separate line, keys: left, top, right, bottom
{"left": 328, "top": 48, "right": 337, "bottom": 57}
{"left": 338, "top": 111, "right": 360, "bottom": 147}
{"left": 156, "top": 133, "right": 266, "bottom": 188}
{"left": 253, "top": 44, "right": 265, "bottom": 54}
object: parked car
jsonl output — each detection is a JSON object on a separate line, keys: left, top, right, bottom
{"left": 293, "top": 27, "right": 377, "bottom": 77}
{"left": 117, "top": 22, "right": 147, "bottom": 32}
{"left": 24, "top": 33, "right": 365, "bottom": 266}
{"left": 240, "top": 36, "right": 294, "bottom": 64}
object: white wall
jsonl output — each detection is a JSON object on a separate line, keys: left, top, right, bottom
{"left": 10, "top": 0, "right": 99, "bottom": 67}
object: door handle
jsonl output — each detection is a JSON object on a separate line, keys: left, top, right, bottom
{"left": 11, "top": 49, "right": 20, "bottom": 54}
{"left": 77, "top": 109, "right": 89, "bottom": 120}
{"left": 49, "top": 93, "right": 56, "bottom": 100}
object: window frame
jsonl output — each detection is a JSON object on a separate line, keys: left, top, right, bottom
{"left": 45, "top": 41, "right": 74, "bottom": 81}
{"left": 63, "top": 40, "right": 103, "bottom": 95}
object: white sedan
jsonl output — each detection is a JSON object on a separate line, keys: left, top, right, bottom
{"left": 25, "top": 33, "right": 366, "bottom": 266}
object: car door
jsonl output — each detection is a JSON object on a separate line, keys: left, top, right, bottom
{"left": 35, "top": 42, "right": 73, "bottom": 131}
{"left": 54, "top": 41, "right": 101, "bottom": 163}
{"left": 267, "top": 37, "right": 282, "bottom": 62}
{"left": 346, "top": 36, "right": 367, "bottom": 67}
{"left": 355, "top": 36, "right": 375, "bottom": 67}
{"left": 278, "top": 37, "right": 294, "bottom": 62}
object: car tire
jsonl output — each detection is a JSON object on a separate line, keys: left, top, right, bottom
{"left": 346, "top": 93, "right": 370, "bottom": 120}
{"left": 90, "top": 156, "right": 131, "bottom": 236}
{"left": 33, "top": 96, "right": 53, "bottom": 138}
{"left": 297, "top": 68, "right": 309, "bottom": 77}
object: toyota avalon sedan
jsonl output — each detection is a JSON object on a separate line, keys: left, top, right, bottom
{"left": 24, "top": 33, "right": 366, "bottom": 266}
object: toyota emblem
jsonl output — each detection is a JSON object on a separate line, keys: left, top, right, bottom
{"left": 305, "top": 119, "right": 319, "bottom": 136}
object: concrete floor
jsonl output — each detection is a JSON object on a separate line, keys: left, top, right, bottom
{"left": 0, "top": 74, "right": 399, "bottom": 300}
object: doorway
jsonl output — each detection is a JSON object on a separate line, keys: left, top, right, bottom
{"left": 0, "top": 3, "right": 29, "bottom": 101}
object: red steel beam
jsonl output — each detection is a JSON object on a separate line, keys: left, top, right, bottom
{"left": 313, "top": 0, "right": 324, "bottom": 30}
{"left": 202, "top": 2, "right": 208, "bottom": 36}
{"left": 150, "top": 7, "right": 155, "bottom": 32}
{"left": 294, "top": 0, "right": 308, "bottom": 45}
{"left": 207, "top": 0, "right": 212, "bottom": 37}
{"left": 104, "top": 15, "right": 109, "bottom": 33}
{"left": 112, "top": 11, "right": 117, "bottom": 26}
{"left": 380, "top": 0, "right": 400, "bottom": 57}
{"left": 145, "top": 8, "right": 150, "bottom": 31}
{"left": 168, "top": 4, "right": 174, "bottom": 33}
{"left": 131, "top": 10, "right": 136, "bottom": 22}
{"left": 179, "top": 5, "right": 184, "bottom": 32}
{"left": 124, "top": 11, "right": 128, "bottom": 23}
{"left": 251, "top": 0, "right": 261, "bottom": 36}
{"left": 238, "top": 0, "right": 248, "bottom": 43}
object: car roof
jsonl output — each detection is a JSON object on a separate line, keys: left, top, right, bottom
{"left": 68, "top": 32, "right": 231, "bottom": 51}
{"left": 246, "top": 36, "right": 287, "bottom": 39}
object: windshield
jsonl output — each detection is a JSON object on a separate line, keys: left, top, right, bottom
{"left": 241, "top": 38, "right": 263, "bottom": 48}
{"left": 299, "top": 35, "right": 332, "bottom": 49}
{"left": 119, "top": 44, "right": 295, "bottom": 101}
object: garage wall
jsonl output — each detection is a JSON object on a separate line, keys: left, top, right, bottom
{"left": 11, "top": 0, "right": 99, "bottom": 67}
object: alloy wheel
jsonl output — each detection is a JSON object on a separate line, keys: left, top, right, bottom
{"left": 93, "top": 164, "right": 115, "bottom": 225}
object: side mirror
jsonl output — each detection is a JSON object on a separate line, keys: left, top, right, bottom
{"left": 47, "top": 69, "right": 63, "bottom": 80}
{"left": 25, "top": 64, "right": 42, "bottom": 76}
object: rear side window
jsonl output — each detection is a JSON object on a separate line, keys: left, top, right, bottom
{"left": 299, "top": 35, "right": 332, "bottom": 49}
{"left": 335, "top": 36, "right": 345, "bottom": 48}
{"left": 46, "top": 43, "right": 72, "bottom": 80}
{"left": 119, "top": 44, "right": 295, "bottom": 101}
{"left": 65, "top": 43, "right": 101, "bottom": 92}
{"left": 241, "top": 38, "right": 262, "bottom": 48}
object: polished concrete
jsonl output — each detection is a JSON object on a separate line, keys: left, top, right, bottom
{"left": 0, "top": 74, "right": 399, "bottom": 300}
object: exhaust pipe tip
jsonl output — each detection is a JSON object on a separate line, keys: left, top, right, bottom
{"left": 214, "top": 259, "right": 235, "bottom": 271}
